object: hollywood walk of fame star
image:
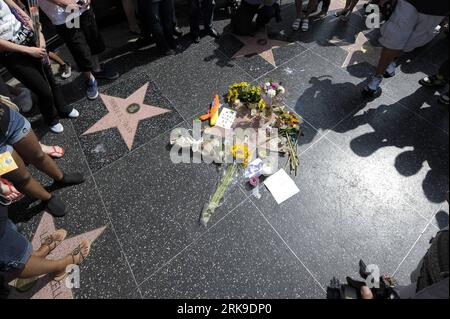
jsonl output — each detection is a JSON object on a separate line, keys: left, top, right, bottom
{"left": 83, "top": 83, "right": 172, "bottom": 150}
{"left": 232, "top": 32, "right": 291, "bottom": 67}
{"left": 329, "top": 32, "right": 382, "bottom": 68}
{"left": 9, "top": 213, "right": 106, "bottom": 299}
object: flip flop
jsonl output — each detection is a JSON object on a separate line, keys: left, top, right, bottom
{"left": 54, "top": 240, "right": 91, "bottom": 282}
{"left": 41, "top": 144, "right": 65, "bottom": 158}
{"left": 292, "top": 18, "right": 301, "bottom": 31}
{"left": 0, "top": 178, "right": 24, "bottom": 206}
{"left": 40, "top": 229, "right": 68, "bottom": 255}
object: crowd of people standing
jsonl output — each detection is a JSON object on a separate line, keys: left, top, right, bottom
{"left": 0, "top": 0, "right": 449, "bottom": 297}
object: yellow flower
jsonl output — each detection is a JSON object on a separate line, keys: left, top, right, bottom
{"left": 231, "top": 144, "right": 250, "bottom": 168}
{"left": 258, "top": 99, "right": 266, "bottom": 110}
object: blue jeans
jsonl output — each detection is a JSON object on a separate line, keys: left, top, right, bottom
{"left": 0, "top": 219, "right": 32, "bottom": 272}
{"left": 0, "top": 107, "right": 31, "bottom": 154}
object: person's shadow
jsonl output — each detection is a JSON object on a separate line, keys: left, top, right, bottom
{"left": 294, "top": 74, "right": 449, "bottom": 206}
{"left": 336, "top": 86, "right": 449, "bottom": 205}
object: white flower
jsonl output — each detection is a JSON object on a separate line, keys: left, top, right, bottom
{"left": 267, "top": 89, "right": 277, "bottom": 98}
{"left": 264, "top": 82, "right": 271, "bottom": 88}
{"left": 277, "top": 86, "right": 285, "bottom": 94}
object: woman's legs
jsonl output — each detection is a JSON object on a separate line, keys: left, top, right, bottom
{"left": 347, "top": 0, "right": 360, "bottom": 13}
{"left": 19, "top": 255, "right": 68, "bottom": 278}
{"left": 13, "top": 131, "right": 64, "bottom": 182}
{"left": 336, "top": 0, "right": 359, "bottom": 16}
{"left": 2, "top": 55, "right": 60, "bottom": 126}
{"left": 160, "top": 0, "right": 178, "bottom": 48}
{"left": 294, "top": 0, "right": 303, "bottom": 18}
{"left": 19, "top": 240, "right": 90, "bottom": 279}
{"left": 304, "top": 0, "right": 320, "bottom": 18}
{"left": 48, "top": 52, "right": 66, "bottom": 67}
{"left": 41, "top": 62, "right": 72, "bottom": 117}
{"left": 2, "top": 151, "right": 52, "bottom": 202}
{"left": 122, "top": 0, "right": 141, "bottom": 34}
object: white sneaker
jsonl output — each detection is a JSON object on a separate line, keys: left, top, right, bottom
{"left": 301, "top": 19, "right": 309, "bottom": 32}
{"left": 68, "top": 108, "right": 79, "bottom": 118}
{"left": 50, "top": 123, "right": 64, "bottom": 134}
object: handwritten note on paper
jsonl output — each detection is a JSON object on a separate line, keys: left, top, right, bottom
{"left": 215, "top": 107, "right": 237, "bottom": 129}
{"left": 263, "top": 169, "right": 300, "bottom": 204}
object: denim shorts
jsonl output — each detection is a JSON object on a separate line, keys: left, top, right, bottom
{"left": 0, "top": 108, "right": 31, "bottom": 154}
{"left": 0, "top": 219, "right": 32, "bottom": 272}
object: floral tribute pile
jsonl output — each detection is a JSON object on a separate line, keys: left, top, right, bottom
{"left": 170, "top": 80, "right": 303, "bottom": 225}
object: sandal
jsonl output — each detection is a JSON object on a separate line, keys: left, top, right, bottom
{"left": 292, "top": 18, "right": 301, "bottom": 31}
{"left": 301, "top": 19, "right": 309, "bottom": 32}
{"left": 40, "top": 143, "right": 65, "bottom": 158}
{"left": 419, "top": 75, "right": 447, "bottom": 88}
{"left": 54, "top": 240, "right": 91, "bottom": 282}
{"left": 40, "top": 229, "right": 67, "bottom": 256}
{"left": 0, "top": 178, "right": 24, "bottom": 206}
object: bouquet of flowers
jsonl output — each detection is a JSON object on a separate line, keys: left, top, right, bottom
{"left": 227, "top": 82, "right": 265, "bottom": 112}
{"left": 275, "top": 111, "right": 302, "bottom": 176}
{"left": 262, "top": 81, "right": 285, "bottom": 99}
{"left": 201, "top": 143, "right": 251, "bottom": 226}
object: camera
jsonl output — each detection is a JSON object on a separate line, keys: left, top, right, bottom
{"left": 326, "top": 260, "right": 400, "bottom": 299}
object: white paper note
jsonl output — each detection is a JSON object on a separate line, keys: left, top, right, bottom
{"left": 263, "top": 169, "right": 300, "bottom": 204}
{"left": 215, "top": 107, "right": 237, "bottom": 129}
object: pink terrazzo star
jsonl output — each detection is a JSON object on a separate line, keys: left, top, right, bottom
{"left": 232, "top": 32, "right": 290, "bottom": 67}
{"left": 83, "top": 83, "right": 172, "bottom": 150}
{"left": 330, "top": 32, "right": 382, "bottom": 68}
{"left": 9, "top": 213, "right": 106, "bottom": 299}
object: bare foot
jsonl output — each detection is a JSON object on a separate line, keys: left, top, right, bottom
{"left": 40, "top": 143, "right": 65, "bottom": 158}
{"left": 54, "top": 240, "right": 91, "bottom": 281}
{"left": 0, "top": 179, "right": 23, "bottom": 203}
{"left": 33, "top": 229, "right": 67, "bottom": 258}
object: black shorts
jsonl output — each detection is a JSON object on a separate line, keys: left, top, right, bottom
{"left": 55, "top": 8, "right": 106, "bottom": 72}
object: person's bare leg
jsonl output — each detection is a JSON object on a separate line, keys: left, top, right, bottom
{"left": 294, "top": 0, "right": 303, "bottom": 18}
{"left": 336, "top": 0, "right": 352, "bottom": 15}
{"left": 2, "top": 151, "right": 52, "bottom": 201}
{"left": 48, "top": 51, "right": 66, "bottom": 67}
{"left": 347, "top": 0, "right": 360, "bottom": 14}
{"left": 304, "top": 0, "right": 319, "bottom": 18}
{"left": 19, "top": 255, "right": 68, "bottom": 278}
{"left": 375, "top": 47, "right": 402, "bottom": 76}
{"left": 84, "top": 71, "right": 95, "bottom": 82}
{"left": 20, "top": 241, "right": 90, "bottom": 279}
{"left": 13, "top": 131, "right": 64, "bottom": 182}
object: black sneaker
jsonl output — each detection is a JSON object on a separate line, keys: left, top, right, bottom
{"left": 45, "top": 196, "right": 66, "bottom": 217}
{"left": 93, "top": 66, "right": 120, "bottom": 80}
{"left": 55, "top": 172, "right": 85, "bottom": 187}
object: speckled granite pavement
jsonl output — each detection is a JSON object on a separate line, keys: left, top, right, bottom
{"left": 8, "top": 1, "right": 449, "bottom": 299}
